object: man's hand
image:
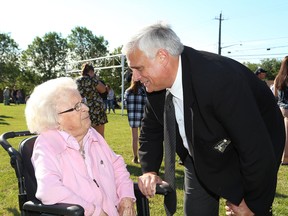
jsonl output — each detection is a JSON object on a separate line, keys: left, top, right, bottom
{"left": 225, "top": 199, "right": 254, "bottom": 216}
{"left": 138, "top": 172, "right": 163, "bottom": 198}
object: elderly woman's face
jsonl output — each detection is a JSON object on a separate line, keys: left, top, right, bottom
{"left": 57, "top": 91, "right": 91, "bottom": 138}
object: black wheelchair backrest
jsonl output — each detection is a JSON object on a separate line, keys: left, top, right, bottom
{"left": 19, "top": 135, "right": 38, "bottom": 201}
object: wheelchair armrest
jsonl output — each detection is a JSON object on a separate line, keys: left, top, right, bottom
{"left": 155, "top": 183, "right": 172, "bottom": 195}
{"left": 23, "top": 200, "right": 84, "bottom": 216}
{"left": 133, "top": 182, "right": 171, "bottom": 196}
{"left": 133, "top": 182, "right": 171, "bottom": 216}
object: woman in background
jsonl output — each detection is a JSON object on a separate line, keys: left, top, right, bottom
{"left": 274, "top": 56, "right": 288, "bottom": 165}
{"left": 76, "top": 63, "right": 107, "bottom": 137}
{"left": 124, "top": 80, "right": 147, "bottom": 163}
{"left": 106, "top": 84, "right": 115, "bottom": 114}
{"left": 25, "top": 77, "right": 136, "bottom": 216}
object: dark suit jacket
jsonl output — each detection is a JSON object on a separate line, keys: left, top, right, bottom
{"left": 139, "top": 46, "right": 285, "bottom": 215}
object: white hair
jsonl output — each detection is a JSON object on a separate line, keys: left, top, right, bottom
{"left": 122, "top": 21, "right": 184, "bottom": 58}
{"left": 25, "top": 77, "right": 78, "bottom": 134}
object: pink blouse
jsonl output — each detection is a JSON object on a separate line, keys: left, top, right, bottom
{"left": 32, "top": 128, "right": 135, "bottom": 216}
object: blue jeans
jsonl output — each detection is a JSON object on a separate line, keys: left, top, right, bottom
{"left": 108, "top": 99, "right": 114, "bottom": 113}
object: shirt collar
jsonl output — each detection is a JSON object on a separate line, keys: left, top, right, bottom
{"left": 58, "top": 128, "right": 94, "bottom": 150}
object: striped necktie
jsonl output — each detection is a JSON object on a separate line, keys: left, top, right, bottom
{"left": 163, "top": 91, "right": 177, "bottom": 215}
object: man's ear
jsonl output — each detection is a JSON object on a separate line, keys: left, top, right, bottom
{"left": 157, "top": 49, "right": 169, "bottom": 65}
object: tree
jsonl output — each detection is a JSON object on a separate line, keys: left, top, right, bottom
{"left": 0, "top": 33, "right": 21, "bottom": 89}
{"left": 243, "top": 62, "right": 259, "bottom": 73}
{"left": 21, "top": 32, "right": 68, "bottom": 83}
{"left": 67, "top": 26, "right": 109, "bottom": 61}
{"left": 0, "top": 33, "right": 19, "bottom": 63}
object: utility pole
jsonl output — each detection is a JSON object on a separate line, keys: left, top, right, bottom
{"left": 215, "top": 12, "right": 225, "bottom": 55}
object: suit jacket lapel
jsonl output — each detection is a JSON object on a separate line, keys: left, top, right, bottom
{"left": 181, "top": 48, "right": 195, "bottom": 159}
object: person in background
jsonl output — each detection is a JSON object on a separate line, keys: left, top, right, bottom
{"left": 254, "top": 67, "right": 267, "bottom": 82}
{"left": 3, "top": 86, "right": 10, "bottom": 105}
{"left": 123, "top": 22, "right": 285, "bottom": 216}
{"left": 25, "top": 77, "right": 136, "bottom": 216}
{"left": 99, "top": 80, "right": 108, "bottom": 112}
{"left": 76, "top": 63, "right": 108, "bottom": 137}
{"left": 106, "top": 84, "right": 115, "bottom": 114}
{"left": 11, "top": 86, "right": 17, "bottom": 104}
{"left": 16, "top": 89, "right": 23, "bottom": 105}
{"left": 273, "top": 56, "right": 288, "bottom": 165}
{"left": 124, "top": 80, "right": 147, "bottom": 164}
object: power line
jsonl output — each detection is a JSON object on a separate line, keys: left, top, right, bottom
{"left": 233, "top": 36, "right": 288, "bottom": 44}
{"left": 226, "top": 45, "right": 288, "bottom": 53}
{"left": 226, "top": 53, "right": 287, "bottom": 57}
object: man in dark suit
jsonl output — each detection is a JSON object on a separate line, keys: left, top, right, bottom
{"left": 122, "top": 22, "right": 285, "bottom": 216}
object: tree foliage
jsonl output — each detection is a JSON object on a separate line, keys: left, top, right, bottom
{"left": 0, "top": 33, "right": 21, "bottom": 90}
{"left": 0, "top": 33, "right": 19, "bottom": 63}
{"left": 21, "top": 32, "right": 68, "bottom": 83}
{"left": 67, "top": 26, "right": 109, "bottom": 61}
{"left": 0, "top": 62, "right": 21, "bottom": 87}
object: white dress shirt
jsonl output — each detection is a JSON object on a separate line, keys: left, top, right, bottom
{"left": 167, "top": 56, "right": 189, "bottom": 151}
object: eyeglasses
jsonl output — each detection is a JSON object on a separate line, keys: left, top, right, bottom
{"left": 58, "top": 98, "right": 87, "bottom": 114}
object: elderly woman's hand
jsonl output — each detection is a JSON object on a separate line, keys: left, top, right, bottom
{"left": 99, "top": 209, "right": 108, "bottom": 216}
{"left": 118, "top": 197, "right": 135, "bottom": 216}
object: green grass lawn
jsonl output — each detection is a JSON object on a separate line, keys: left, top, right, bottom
{"left": 0, "top": 103, "right": 287, "bottom": 215}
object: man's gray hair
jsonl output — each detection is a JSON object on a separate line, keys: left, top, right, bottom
{"left": 25, "top": 77, "right": 78, "bottom": 134}
{"left": 122, "top": 22, "right": 184, "bottom": 58}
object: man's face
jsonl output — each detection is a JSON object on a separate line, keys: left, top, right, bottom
{"left": 258, "top": 72, "right": 266, "bottom": 80}
{"left": 127, "top": 48, "right": 173, "bottom": 93}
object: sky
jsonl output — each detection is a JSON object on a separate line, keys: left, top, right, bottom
{"left": 1, "top": 0, "right": 287, "bottom": 64}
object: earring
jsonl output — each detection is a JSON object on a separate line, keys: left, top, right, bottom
{"left": 57, "top": 123, "right": 63, "bottom": 131}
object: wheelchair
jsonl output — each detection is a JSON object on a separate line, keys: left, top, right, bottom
{"left": 0, "top": 131, "right": 170, "bottom": 216}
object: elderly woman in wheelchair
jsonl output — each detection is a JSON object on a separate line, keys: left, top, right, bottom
{"left": 25, "top": 77, "right": 136, "bottom": 216}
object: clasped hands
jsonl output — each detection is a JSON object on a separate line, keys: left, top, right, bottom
{"left": 225, "top": 199, "right": 254, "bottom": 216}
